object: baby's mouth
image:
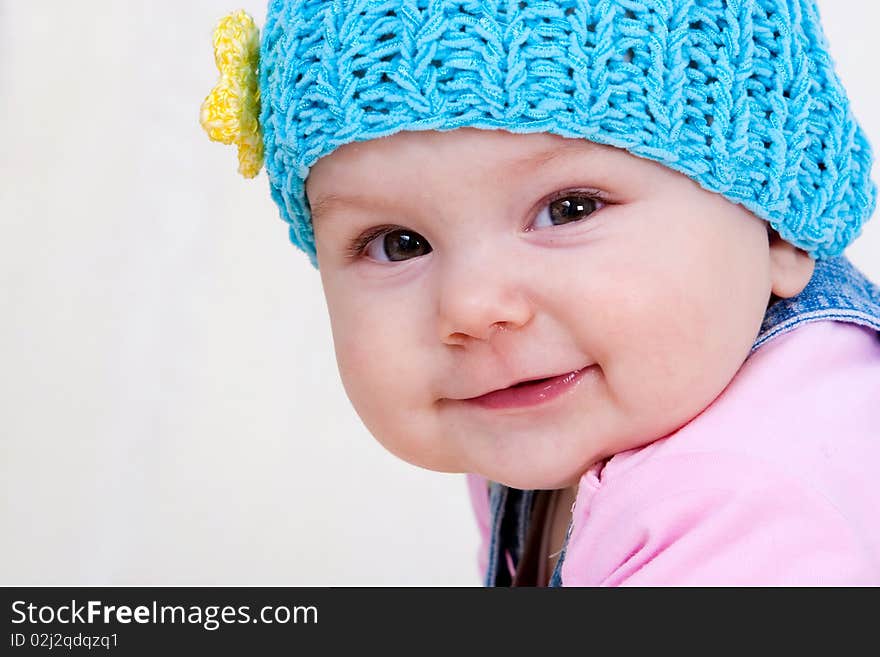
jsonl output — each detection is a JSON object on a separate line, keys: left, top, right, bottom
{"left": 508, "top": 376, "right": 554, "bottom": 388}
{"left": 462, "top": 366, "right": 594, "bottom": 410}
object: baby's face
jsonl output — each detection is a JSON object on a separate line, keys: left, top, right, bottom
{"left": 307, "top": 128, "right": 783, "bottom": 489}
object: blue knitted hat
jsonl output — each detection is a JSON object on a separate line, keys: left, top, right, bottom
{"left": 223, "top": 0, "right": 877, "bottom": 267}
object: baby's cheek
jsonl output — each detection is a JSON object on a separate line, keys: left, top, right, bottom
{"left": 620, "top": 326, "right": 743, "bottom": 438}
{"left": 338, "top": 342, "right": 447, "bottom": 469}
{"left": 596, "top": 288, "right": 721, "bottom": 428}
{"left": 334, "top": 320, "right": 418, "bottom": 412}
{"left": 330, "top": 320, "right": 389, "bottom": 416}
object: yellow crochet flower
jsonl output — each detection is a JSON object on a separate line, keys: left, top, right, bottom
{"left": 200, "top": 10, "right": 264, "bottom": 178}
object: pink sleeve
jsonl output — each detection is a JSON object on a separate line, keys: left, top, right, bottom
{"left": 465, "top": 473, "right": 491, "bottom": 583}
{"left": 562, "top": 452, "right": 878, "bottom": 586}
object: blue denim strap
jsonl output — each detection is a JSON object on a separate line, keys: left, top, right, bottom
{"left": 485, "top": 255, "right": 880, "bottom": 587}
{"left": 754, "top": 256, "right": 880, "bottom": 350}
{"left": 483, "top": 482, "right": 507, "bottom": 587}
{"left": 484, "top": 482, "right": 535, "bottom": 586}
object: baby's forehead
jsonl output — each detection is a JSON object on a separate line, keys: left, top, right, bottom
{"left": 308, "top": 128, "right": 617, "bottom": 198}
{"left": 330, "top": 128, "right": 607, "bottom": 164}
{"left": 307, "top": 129, "right": 621, "bottom": 220}
{"left": 306, "top": 128, "right": 697, "bottom": 225}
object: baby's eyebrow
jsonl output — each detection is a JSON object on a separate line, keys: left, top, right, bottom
{"left": 309, "top": 141, "right": 597, "bottom": 222}
{"left": 504, "top": 141, "right": 598, "bottom": 175}
{"left": 309, "top": 191, "right": 379, "bottom": 224}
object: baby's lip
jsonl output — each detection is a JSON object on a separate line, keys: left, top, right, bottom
{"left": 456, "top": 365, "right": 593, "bottom": 400}
{"left": 457, "top": 365, "right": 595, "bottom": 410}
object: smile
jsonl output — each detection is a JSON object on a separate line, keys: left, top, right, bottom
{"left": 463, "top": 366, "right": 593, "bottom": 410}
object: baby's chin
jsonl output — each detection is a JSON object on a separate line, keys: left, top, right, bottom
{"left": 386, "top": 448, "right": 585, "bottom": 490}
{"left": 483, "top": 469, "right": 590, "bottom": 492}
{"left": 469, "top": 451, "right": 608, "bottom": 491}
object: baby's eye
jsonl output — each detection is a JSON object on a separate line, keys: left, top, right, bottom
{"left": 530, "top": 193, "right": 605, "bottom": 230}
{"left": 362, "top": 228, "right": 433, "bottom": 262}
{"left": 351, "top": 191, "right": 604, "bottom": 262}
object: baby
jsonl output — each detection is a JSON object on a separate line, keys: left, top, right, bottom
{"left": 201, "top": 1, "right": 880, "bottom": 585}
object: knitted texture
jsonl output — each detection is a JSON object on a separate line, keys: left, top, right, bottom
{"left": 259, "top": 0, "right": 876, "bottom": 268}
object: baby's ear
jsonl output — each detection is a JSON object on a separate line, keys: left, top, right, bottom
{"left": 767, "top": 226, "right": 815, "bottom": 299}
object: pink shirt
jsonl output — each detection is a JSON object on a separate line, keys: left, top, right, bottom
{"left": 467, "top": 320, "right": 880, "bottom": 585}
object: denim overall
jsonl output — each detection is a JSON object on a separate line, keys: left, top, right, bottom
{"left": 483, "top": 255, "right": 880, "bottom": 587}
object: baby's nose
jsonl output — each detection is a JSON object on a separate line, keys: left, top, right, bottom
{"left": 436, "top": 259, "right": 533, "bottom": 345}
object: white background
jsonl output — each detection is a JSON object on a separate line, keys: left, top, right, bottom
{"left": 2, "top": 0, "right": 879, "bottom": 585}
